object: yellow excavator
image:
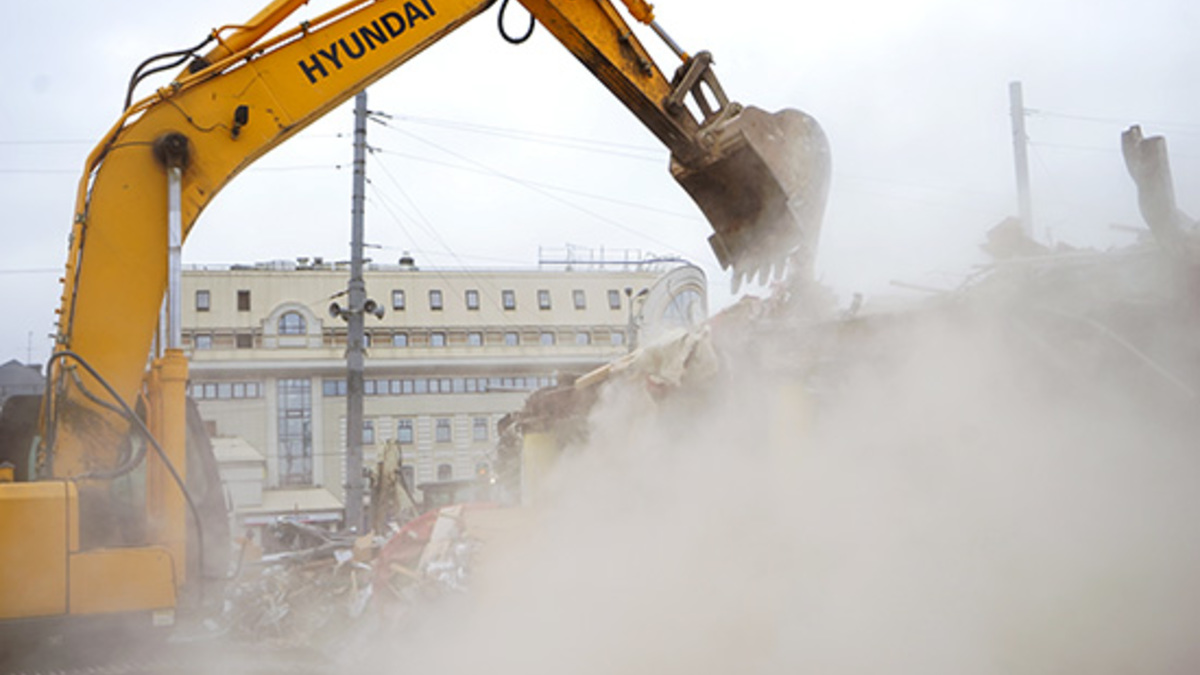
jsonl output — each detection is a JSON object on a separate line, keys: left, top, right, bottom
{"left": 0, "top": 0, "right": 829, "bottom": 648}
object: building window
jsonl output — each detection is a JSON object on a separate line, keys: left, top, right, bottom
{"left": 400, "top": 465, "right": 415, "bottom": 489}
{"left": 430, "top": 332, "right": 446, "bottom": 347}
{"left": 504, "top": 331, "right": 519, "bottom": 346}
{"left": 397, "top": 419, "right": 414, "bottom": 444}
{"left": 611, "top": 330, "right": 625, "bottom": 346}
{"left": 435, "top": 418, "right": 452, "bottom": 443}
{"left": 392, "top": 333, "right": 408, "bottom": 347}
{"left": 362, "top": 420, "right": 375, "bottom": 446}
{"left": 573, "top": 289, "right": 587, "bottom": 310}
{"left": 437, "top": 463, "right": 453, "bottom": 481}
{"left": 323, "top": 379, "right": 347, "bottom": 397}
{"left": 237, "top": 290, "right": 251, "bottom": 312}
{"left": 277, "top": 378, "right": 313, "bottom": 486}
{"left": 194, "top": 334, "right": 213, "bottom": 350}
{"left": 575, "top": 331, "right": 591, "bottom": 345}
{"left": 468, "top": 331, "right": 483, "bottom": 347}
{"left": 475, "top": 462, "right": 490, "bottom": 478}
{"left": 502, "top": 289, "right": 516, "bottom": 310}
{"left": 663, "top": 288, "right": 705, "bottom": 327}
{"left": 278, "top": 311, "right": 306, "bottom": 335}
{"left": 539, "top": 332, "right": 555, "bottom": 346}
{"left": 196, "top": 290, "right": 211, "bottom": 312}
{"left": 538, "top": 289, "right": 551, "bottom": 310}
{"left": 392, "top": 289, "right": 406, "bottom": 310}
{"left": 473, "top": 417, "right": 489, "bottom": 441}
{"left": 429, "top": 289, "right": 443, "bottom": 310}
{"left": 608, "top": 289, "right": 621, "bottom": 310}
{"left": 192, "top": 380, "right": 261, "bottom": 400}
{"left": 235, "top": 333, "right": 253, "bottom": 349}
{"left": 465, "top": 289, "right": 480, "bottom": 310}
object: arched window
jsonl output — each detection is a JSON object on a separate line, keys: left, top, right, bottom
{"left": 278, "top": 311, "right": 306, "bottom": 335}
{"left": 437, "top": 463, "right": 453, "bottom": 481}
{"left": 662, "top": 289, "right": 704, "bottom": 328}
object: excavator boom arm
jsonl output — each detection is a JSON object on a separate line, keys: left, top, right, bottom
{"left": 51, "top": 0, "right": 828, "bottom": 476}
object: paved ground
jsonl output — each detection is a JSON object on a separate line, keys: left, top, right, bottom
{"left": 2, "top": 639, "right": 334, "bottom": 675}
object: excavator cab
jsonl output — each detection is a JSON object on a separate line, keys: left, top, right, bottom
{"left": 663, "top": 53, "right": 831, "bottom": 288}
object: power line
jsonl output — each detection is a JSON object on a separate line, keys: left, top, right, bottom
{"left": 250, "top": 164, "right": 344, "bottom": 173}
{"left": 0, "top": 163, "right": 343, "bottom": 176}
{"left": 0, "top": 139, "right": 92, "bottom": 146}
{"left": 1030, "top": 140, "right": 1200, "bottom": 162}
{"left": 1029, "top": 140, "right": 1116, "bottom": 154}
{"left": 373, "top": 147, "right": 701, "bottom": 221}
{"left": 370, "top": 120, "right": 686, "bottom": 254}
{"left": 0, "top": 133, "right": 345, "bottom": 147}
{"left": 364, "top": 181, "right": 525, "bottom": 331}
{"left": 0, "top": 268, "right": 59, "bottom": 275}
{"left": 1029, "top": 108, "right": 1200, "bottom": 133}
{"left": 369, "top": 111, "right": 663, "bottom": 162}
{"left": 834, "top": 171, "right": 1009, "bottom": 199}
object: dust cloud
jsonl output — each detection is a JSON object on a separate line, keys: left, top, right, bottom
{"left": 350, "top": 278, "right": 1200, "bottom": 674}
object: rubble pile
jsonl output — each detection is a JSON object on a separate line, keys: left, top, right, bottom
{"left": 211, "top": 125, "right": 1196, "bottom": 672}
{"left": 222, "top": 506, "right": 488, "bottom": 649}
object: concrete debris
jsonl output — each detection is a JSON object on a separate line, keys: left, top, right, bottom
{"left": 212, "top": 125, "right": 1198, "bottom": 667}
{"left": 221, "top": 504, "right": 493, "bottom": 649}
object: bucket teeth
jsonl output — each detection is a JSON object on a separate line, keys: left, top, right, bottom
{"left": 673, "top": 106, "right": 831, "bottom": 290}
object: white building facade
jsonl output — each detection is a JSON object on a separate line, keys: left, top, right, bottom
{"left": 182, "top": 258, "right": 706, "bottom": 528}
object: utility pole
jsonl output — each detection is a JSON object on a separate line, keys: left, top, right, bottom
{"left": 345, "top": 91, "right": 369, "bottom": 533}
{"left": 1009, "top": 81, "right": 1034, "bottom": 239}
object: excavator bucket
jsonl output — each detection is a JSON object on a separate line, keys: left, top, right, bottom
{"left": 671, "top": 106, "right": 830, "bottom": 288}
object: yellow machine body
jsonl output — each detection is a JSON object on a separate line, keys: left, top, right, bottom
{"left": 0, "top": 481, "right": 176, "bottom": 623}
{"left": 1, "top": 0, "right": 829, "bottom": 638}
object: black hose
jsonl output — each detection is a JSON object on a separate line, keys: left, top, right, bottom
{"left": 67, "top": 367, "right": 139, "bottom": 472}
{"left": 497, "top": 0, "right": 535, "bottom": 44}
{"left": 43, "top": 350, "right": 209, "bottom": 604}
{"left": 123, "top": 34, "right": 217, "bottom": 110}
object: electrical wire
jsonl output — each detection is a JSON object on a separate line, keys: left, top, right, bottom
{"left": 364, "top": 180, "right": 526, "bottom": 331}
{"left": 367, "top": 145, "right": 535, "bottom": 325}
{"left": 369, "top": 119, "right": 686, "bottom": 253}
{"left": 1029, "top": 108, "right": 1200, "bottom": 134}
{"left": 373, "top": 147, "right": 700, "bottom": 220}
{"left": 371, "top": 111, "right": 663, "bottom": 161}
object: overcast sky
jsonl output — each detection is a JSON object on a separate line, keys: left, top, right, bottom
{"left": 2, "top": 0, "right": 1196, "bottom": 365}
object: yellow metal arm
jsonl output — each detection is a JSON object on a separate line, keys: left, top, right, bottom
{"left": 50, "top": 0, "right": 827, "bottom": 477}
{"left": 52, "top": 0, "right": 691, "bottom": 468}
